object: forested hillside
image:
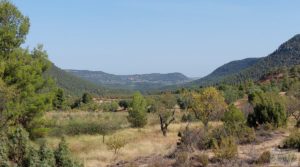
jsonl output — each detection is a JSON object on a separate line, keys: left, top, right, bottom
{"left": 66, "top": 70, "right": 191, "bottom": 91}
{"left": 191, "top": 34, "right": 300, "bottom": 86}
{"left": 45, "top": 64, "right": 129, "bottom": 96}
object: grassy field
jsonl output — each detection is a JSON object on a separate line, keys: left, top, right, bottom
{"left": 40, "top": 111, "right": 300, "bottom": 167}
{"left": 42, "top": 111, "right": 199, "bottom": 167}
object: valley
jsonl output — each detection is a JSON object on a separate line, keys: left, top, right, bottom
{"left": 1, "top": 1, "right": 300, "bottom": 167}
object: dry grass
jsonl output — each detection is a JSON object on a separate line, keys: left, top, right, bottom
{"left": 44, "top": 120, "right": 201, "bottom": 167}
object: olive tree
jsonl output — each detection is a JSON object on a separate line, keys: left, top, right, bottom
{"left": 191, "top": 87, "right": 227, "bottom": 129}
{"left": 158, "top": 93, "right": 177, "bottom": 136}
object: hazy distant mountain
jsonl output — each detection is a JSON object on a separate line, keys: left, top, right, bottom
{"left": 191, "top": 34, "right": 300, "bottom": 86}
{"left": 66, "top": 70, "right": 192, "bottom": 91}
{"left": 45, "top": 64, "right": 129, "bottom": 96}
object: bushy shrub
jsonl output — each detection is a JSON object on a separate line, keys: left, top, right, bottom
{"left": 256, "top": 151, "right": 271, "bottom": 164}
{"left": 213, "top": 136, "right": 238, "bottom": 160}
{"left": 39, "top": 142, "right": 56, "bottom": 167}
{"left": 118, "top": 100, "right": 130, "bottom": 110}
{"left": 30, "top": 128, "right": 50, "bottom": 139}
{"left": 222, "top": 105, "right": 255, "bottom": 144}
{"left": 193, "top": 154, "right": 209, "bottom": 167}
{"left": 247, "top": 92, "right": 287, "bottom": 128}
{"left": 82, "top": 93, "right": 92, "bottom": 104}
{"left": 24, "top": 147, "right": 41, "bottom": 167}
{"left": 55, "top": 137, "right": 82, "bottom": 167}
{"left": 181, "top": 113, "right": 196, "bottom": 122}
{"left": 64, "top": 120, "right": 120, "bottom": 138}
{"left": 8, "top": 127, "right": 29, "bottom": 165}
{"left": 277, "top": 152, "right": 297, "bottom": 166}
{"left": 235, "top": 126, "right": 256, "bottom": 144}
{"left": 128, "top": 92, "right": 147, "bottom": 128}
{"left": 0, "top": 132, "right": 9, "bottom": 167}
{"left": 178, "top": 127, "right": 211, "bottom": 151}
{"left": 106, "top": 135, "right": 128, "bottom": 154}
{"left": 100, "top": 102, "right": 119, "bottom": 112}
{"left": 222, "top": 105, "right": 245, "bottom": 125}
{"left": 174, "top": 151, "right": 189, "bottom": 167}
{"left": 212, "top": 125, "right": 255, "bottom": 145}
{"left": 282, "top": 132, "right": 300, "bottom": 150}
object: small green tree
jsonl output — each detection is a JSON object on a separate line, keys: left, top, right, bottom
{"left": 24, "top": 147, "right": 41, "bottom": 167}
{"left": 55, "top": 137, "right": 80, "bottom": 167}
{"left": 39, "top": 142, "right": 55, "bottom": 167}
{"left": 82, "top": 93, "right": 92, "bottom": 104}
{"left": 99, "top": 121, "right": 120, "bottom": 143}
{"left": 127, "top": 92, "right": 147, "bottom": 128}
{"left": 52, "top": 88, "right": 66, "bottom": 110}
{"left": 106, "top": 135, "right": 128, "bottom": 154}
{"left": 8, "top": 127, "right": 29, "bottom": 165}
{"left": 0, "top": 131, "right": 9, "bottom": 167}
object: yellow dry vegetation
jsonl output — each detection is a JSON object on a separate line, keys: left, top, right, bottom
{"left": 45, "top": 121, "right": 200, "bottom": 167}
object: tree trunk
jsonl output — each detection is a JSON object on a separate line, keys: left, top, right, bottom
{"left": 162, "top": 127, "right": 167, "bottom": 136}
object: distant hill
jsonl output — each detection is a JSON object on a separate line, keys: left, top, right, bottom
{"left": 45, "top": 64, "right": 129, "bottom": 96}
{"left": 66, "top": 70, "right": 192, "bottom": 91}
{"left": 190, "top": 34, "right": 300, "bottom": 86}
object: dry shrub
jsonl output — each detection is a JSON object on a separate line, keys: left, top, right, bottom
{"left": 256, "top": 151, "right": 271, "bottom": 164}
{"left": 213, "top": 136, "right": 238, "bottom": 160}
{"left": 191, "top": 154, "right": 209, "bottom": 167}
{"left": 106, "top": 135, "right": 128, "bottom": 154}
{"left": 178, "top": 126, "right": 211, "bottom": 151}
{"left": 174, "top": 151, "right": 189, "bottom": 167}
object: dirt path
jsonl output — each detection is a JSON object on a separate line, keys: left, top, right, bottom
{"left": 238, "top": 131, "right": 290, "bottom": 160}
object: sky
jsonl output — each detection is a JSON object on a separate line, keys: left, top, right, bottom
{"left": 14, "top": 0, "right": 300, "bottom": 77}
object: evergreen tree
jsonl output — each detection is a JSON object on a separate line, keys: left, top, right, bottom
{"left": 52, "top": 88, "right": 66, "bottom": 110}
{"left": 127, "top": 92, "right": 147, "bottom": 128}
{"left": 39, "top": 142, "right": 56, "bottom": 167}
{"left": 55, "top": 138, "right": 81, "bottom": 167}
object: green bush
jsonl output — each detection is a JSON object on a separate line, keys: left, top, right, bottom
{"left": 39, "top": 142, "right": 56, "bottom": 167}
{"left": 8, "top": 127, "right": 29, "bottom": 166}
{"left": 181, "top": 113, "right": 195, "bottom": 122}
{"left": 24, "top": 147, "right": 41, "bottom": 167}
{"left": 213, "top": 136, "right": 238, "bottom": 160}
{"left": 30, "top": 128, "right": 50, "bottom": 139}
{"left": 100, "top": 101, "right": 119, "bottom": 112}
{"left": 63, "top": 120, "right": 121, "bottom": 137}
{"left": 282, "top": 132, "right": 300, "bottom": 150}
{"left": 222, "top": 105, "right": 245, "bottom": 125}
{"left": 0, "top": 132, "right": 9, "bottom": 167}
{"left": 118, "top": 100, "right": 130, "bottom": 110}
{"left": 127, "top": 92, "right": 147, "bottom": 128}
{"left": 257, "top": 151, "right": 271, "bottom": 164}
{"left": 247, "top": 92, "right": 287, "bottom": 128}
{"left": 55, "top": 137, "right": 82, "bottom": 167}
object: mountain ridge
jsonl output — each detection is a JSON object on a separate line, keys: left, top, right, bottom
{"left": 190, "top": 34, "right": 300, "bottom": 86}
{"left": 66, "top": 69, "right": 192, "bottom": 91}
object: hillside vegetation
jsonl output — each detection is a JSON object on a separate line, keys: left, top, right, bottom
{"left": 45, "top": 64, "right": 130, "bottom": 96}
{"left": 191, "top": 34, "right": 300, "bottom": 86}
{"left": 66, "top": 70, "right": 192, "bottom": 91}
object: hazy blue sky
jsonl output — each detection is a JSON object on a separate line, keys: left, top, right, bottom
{"left": 14, "top": 0, "right": 300, "bottom": 77}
